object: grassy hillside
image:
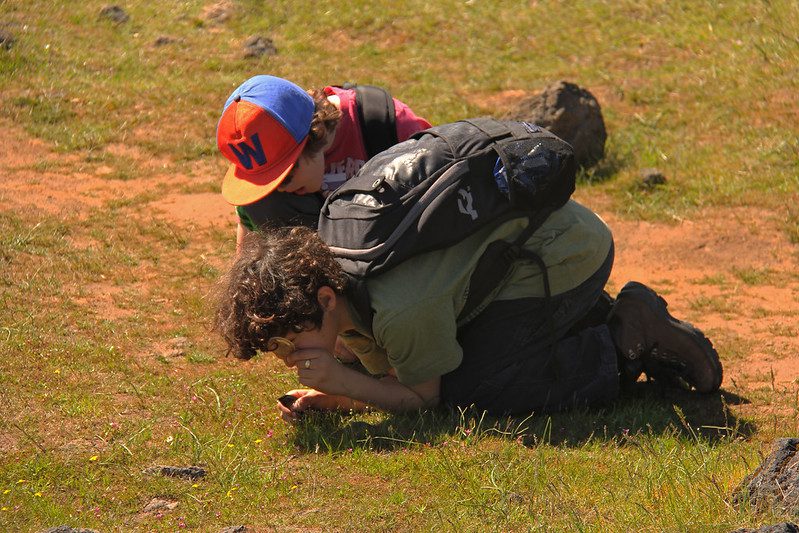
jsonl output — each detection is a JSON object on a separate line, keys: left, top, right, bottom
{"left": 3, "top": 1, "right": 797, "bottom": 216}
{"left": 1, "top": 1, "right": 798, "bottom": 530}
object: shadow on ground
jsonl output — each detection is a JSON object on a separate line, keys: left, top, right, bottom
{"left": 291, "top": 384, "right": 754, "bottom": 453}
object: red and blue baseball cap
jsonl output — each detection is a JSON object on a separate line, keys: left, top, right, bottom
{"left": 217, "top": 75, "right": 314, "bottom": 206}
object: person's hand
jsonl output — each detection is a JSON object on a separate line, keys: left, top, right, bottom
{"left": 286, "top": 348, "right": 349, "bottom": 396}
{"left": 276, "top": 389, "right": 348, "bottom": 423}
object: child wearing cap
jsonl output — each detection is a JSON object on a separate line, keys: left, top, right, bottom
{"left": 216, "top": 75, "right": 431, "bottom": 252}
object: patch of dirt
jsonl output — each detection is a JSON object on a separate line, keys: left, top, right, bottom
{"left": 0, "top": 125, "right": 104, "bottom": 216}
{"left": 583, "top": 193, "right": 799, "bottom": 391}
{"left": 0, "top": 429, "right": 20, "bottom": 455}
{"left": 155, "top": 190, "right": 233, "bottom": 229}
{"left": 3, "top": 119, "right": 799, "bottom": 414}
{"left": 106, "top": 142, "right": 165, "bottom": 165}
{"left": 72, "top": 283, "right": 133, "bottom": 321}
{"left": 325, "top": 29, "right": 357, "bottom": 51}
{"left": 477, "top": 89, "right": 528, "bottom": 113}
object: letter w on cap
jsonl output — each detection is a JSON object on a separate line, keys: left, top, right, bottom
{"left": 229, "top": 133, "right": 267, "bottom": 170}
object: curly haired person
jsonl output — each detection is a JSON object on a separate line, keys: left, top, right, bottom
{"left": 215, "top": 210, "right": 723, "bottom": 420}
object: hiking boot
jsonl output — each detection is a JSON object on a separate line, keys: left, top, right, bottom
{"left": 608, "top": 281, "right": 722, "bottom": 393}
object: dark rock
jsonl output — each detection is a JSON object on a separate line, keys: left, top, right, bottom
{"left": 99, "top": 5, "right": 129, "bottom": 24}
{"left": 154, "top": 35, "right": 178, "bottom": 47}
{"left": 144, "top": 465, "right": 207, "bottom": 480}
{"left": 506, "top": 492, "right": 525, "bottom": 504}
{"left": 733, "top": 438, "right": 799, "bottom": 514}
{"left": 502, "top": 80, "right": 607, "bottom": 169}
{"left": 40, "top": 527, "right": 99, "bottom": 533}
{"left": 243, "top": 35, "right": 277, "bottom": 59}
{"left": 640, "top": 168, "right": 667, "bottom": 189}
{"left": 0, "top": 30, "right": 14, "bottom": 50}
{"left": 729, "top": 523, "right": 799, "bottom": 533}
{"left": 220, "top": 527, "right": 248, "bottom": 533}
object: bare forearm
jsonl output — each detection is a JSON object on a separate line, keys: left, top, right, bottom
{"left": 334, "top": 367, "right": 439, "bottom": 413}
{"left": 235, "top": 222, "right": 249, "bottom": 256}
{"left": 288, "top": 349, "right": 440, "bottom": 413}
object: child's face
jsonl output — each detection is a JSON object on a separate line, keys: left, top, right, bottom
{"left": 277, "top": 151, "right": 325, "bottom": 195}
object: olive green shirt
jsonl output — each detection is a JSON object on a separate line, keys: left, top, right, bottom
{"left": 342, "top": 200, "right": 613, "bottom": 386}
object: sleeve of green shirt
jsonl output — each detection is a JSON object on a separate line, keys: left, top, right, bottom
{"left": 236, "top": 206, "right": 256, "bottom": 232}
{"left": 373, "top": 298, "right": 463, "bottom": 386}
{"left": 338, "top": 330, "right": 393, "bottom": 376}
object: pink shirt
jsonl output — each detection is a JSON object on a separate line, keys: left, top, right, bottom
{"left": 320, "top": 86, "right": 431, "bottom": 194}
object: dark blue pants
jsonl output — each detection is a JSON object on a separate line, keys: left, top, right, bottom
{"left": 441, "top": 245, "right": 618, "bottom": 415}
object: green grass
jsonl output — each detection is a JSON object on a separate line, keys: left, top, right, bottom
{"left": 694, "top": 273, "right": 729, "bottom": 286}
{"left": 2, "top": 0, "right": 797, "bottom": 216}
{"left": 688, "top": 294, "right": 737, "bottom": 316}
{"left": 732, "top": 267, "right": 775, "bottom": 286}
{"left": 2, "top": 0, "right": 799, "bottom": 531}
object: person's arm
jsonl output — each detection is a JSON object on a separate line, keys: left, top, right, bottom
{"left": 235, "top": 221, "right": 249, "bottom": 256}
{"left": 284, "top": 349, "right": 440, "bottom": 413}
{"left": 339, "top": 367, "right": 440, "bottom": 412}
{"left": 234, "top": 205, "right": 258, "bottom": 256}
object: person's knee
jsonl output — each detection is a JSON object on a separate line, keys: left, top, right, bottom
{"left": 442, "top": 325, "right": 620, "bottom": 416}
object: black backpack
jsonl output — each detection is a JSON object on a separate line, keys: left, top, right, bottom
{"left": 340, "top": 83, "right": 398, "bottom": 159}
{"left": 318, "top": 117, "right": 576, "bottom": 329}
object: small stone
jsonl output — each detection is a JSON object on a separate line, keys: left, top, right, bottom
{"left": 733, "top": 438, "right": 799, "bottom": 514}
{"left": 243, "top": 35, "right": 277, "bottom": 59}
{"left": 506, "top": 492, "right": 525, "bottom": 504}
{"left": 99, "top": 5, "right": 129, "bottom": 24}
{"left": 220, "top": 527, "right": 248, "bottom": 533}
{"left": 144, "top": 465, "right": 207, "bottom": 480}
{"left": 153, "top": 35, "right": 178, "bottom": 47}
{"left": 728, "top": 523, "right": 799, "bottom": 533}
{"left": 39, "top": 527, "right": 99, "bottom": 533}
{"left": 640, "top": 168, "right": 667, "bottom": 189}
{"left": 143, "top": 498, "right": 178, "bottom": 513}
{"left": 502, "top": 80, "right": 607, "bottom": 169}
{"left": 0, "top": 30, "right": 14, "bottom": 50}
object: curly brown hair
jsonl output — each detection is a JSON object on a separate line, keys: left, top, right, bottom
{"left": 214, "top": 226, "right": 348, "bottom": 359}
{"left": 302, "top": 88, "right": 341, "bottom": 157}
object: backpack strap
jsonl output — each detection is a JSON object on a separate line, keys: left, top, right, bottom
{"left": 460, "top": 117, "right": 515, "bottom": 141}
{"left": 458, "top": 238, "right": 518, "bottom": 323}
{"left": 458, "top": 209, "right": 554, "bottom": 323}
{"left": 460, "top": 209, "right": 562, "bottom": 395}
{"left": 342, "top": 83, "right": 398, "bottom": 159}
{"left": 344, "top": 274, "right": 375, "bottom": 337}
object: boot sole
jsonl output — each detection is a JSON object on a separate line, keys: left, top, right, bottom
{"left": 609, "top": 282, "right": 723, "bottom": 393}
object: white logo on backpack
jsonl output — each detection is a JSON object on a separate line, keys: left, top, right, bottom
{"left": 457, "top": 187, "right": 478, "bottom": 220}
